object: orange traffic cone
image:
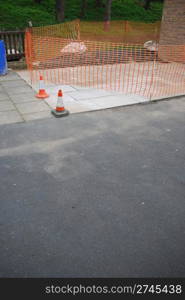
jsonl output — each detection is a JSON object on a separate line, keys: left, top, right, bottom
{"left": 51, "top": 90, "right": 69, "bottom": 118}
{"left": 35, "top": 75, "right": 49, "bottom": 99}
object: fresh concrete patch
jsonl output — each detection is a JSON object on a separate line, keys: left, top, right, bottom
{"left": 65, "top": 102, "right": 94, "bottom": 114}
{"left": 45, "top": 84, "right": 77, "bottom": 93}
{"left": 68, "top": 88, "right": 112, "bottom": 100}
{"left": 75, "top": 100, "right": 105, "bottom": 110}
{"left": 72, "top": 85, "right": 94, "bottom": 91}
{"left": 0, "top": 111, "right": 23, "bottom": 125}
{"left": 46, "top": 86, "right": 148, "bottom": 113}
{"left": 83, "top": 94, "right": 148, "bottom": 109}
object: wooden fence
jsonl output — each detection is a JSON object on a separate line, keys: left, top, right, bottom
{"left": 0, "top": 31, "right": 25, "bottom": 60}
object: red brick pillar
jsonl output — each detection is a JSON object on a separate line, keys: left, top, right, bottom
{"left": 159, "top": 0, "right": 185, "bottom": 62}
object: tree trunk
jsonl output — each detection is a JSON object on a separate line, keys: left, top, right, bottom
{"left": 104, "top": 0, "right": 112, "bottom": 31}
{"left": 95, "top": 0, "right": 104, "bottom": 8}
{"left": 104, "top": 0, "right": 113, "bottom": 22}
{"left": 80, "top": 0, "right": 87, "bottom": 18}
{"left": 56, "top": 0, "right": 65, "bottom": 22}
{"left": 144, "top": 0, "right": 152, "bottom": 10}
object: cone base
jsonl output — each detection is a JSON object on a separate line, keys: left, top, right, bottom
{"left": 35, "top": 93, "right": 49, "bottom": 99}
{"left": 51, "top": 109, "right": 69, "bottom": 118}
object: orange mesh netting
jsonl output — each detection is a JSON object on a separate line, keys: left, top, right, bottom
{"left": 25, "top": 20, "right": 185, "bottom": 100}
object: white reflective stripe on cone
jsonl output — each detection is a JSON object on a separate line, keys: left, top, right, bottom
{"left": 39, "top": 79, "right": 44, "bottom": 90}
{"left": 57, "top": 96, "right": 64, "bottom": 108}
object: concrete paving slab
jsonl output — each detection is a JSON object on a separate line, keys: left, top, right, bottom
{"left": 15, "top": 101, "right": 50, "bottom": 114}
{"left": 0, "top": 72, "right": 20, "bottom": 81}
{"left": 44, "top": 97, "right": 57, "bottom": 109}
{"left": 1, "top": 79, "right": 28, "bottom": 88}
{"left": 6, "top": 85, "right": 33, "bottom": 96}
{"left": 9, "top": 92, "right": 36, "bottom": 103}
{"left": 0, "top": 101, "right": 15, "bottom": 112}
{"left": 0, "top": 110, "right": 23, "bottom": 125}
{"left": 0, "top": 93, "right": 10, "bottom": 101}
{"left": 23, "top": 111, "right": 52, "bottom": 122}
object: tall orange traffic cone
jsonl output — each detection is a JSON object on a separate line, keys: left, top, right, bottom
{"left": 51, "top": 90, "right": 69, "bottom": 118}
{"left": 35, "top": 75, "right": 49, "bottom": 99}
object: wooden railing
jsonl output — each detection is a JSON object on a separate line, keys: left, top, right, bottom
{"left": 0, "top": 31, "right": 25, "bottom": 60}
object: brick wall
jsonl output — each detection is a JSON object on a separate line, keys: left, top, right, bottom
{"left": 159, "top": 0, "right": 185, "bottom": 62}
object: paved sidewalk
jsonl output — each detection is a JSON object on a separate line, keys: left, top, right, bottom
{"left": 0, "top": 70, "right": 149, "bottom": 125}
{"left": 17, "top": 70, "right": 148, "bottom": 114}
{"left": 0, "top": 71, "right": 51, "bottom": 125}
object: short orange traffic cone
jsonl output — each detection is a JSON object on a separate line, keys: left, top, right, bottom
{"left": 35, "top": 75, "right": 49, "bottom": 99}
{"left": 51, "top": 90, "right": 69, "bottom": 118}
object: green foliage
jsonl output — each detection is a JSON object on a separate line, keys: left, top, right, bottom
{"left": 0, "top": 0, "right": 163, "bottom": 30}
{"left": 111, "top": 0, "right": 147, "bottom": 21}
{"left": 0, "top": 0, "right": 55, "bottom": 30}
{"left": 111, "top": 0, "right": 163, "bottom": 22}
{"left": 148, "top": 2, "right": 163, "bottom": 22}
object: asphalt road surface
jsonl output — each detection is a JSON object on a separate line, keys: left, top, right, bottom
{"left": 0, "top": 97, "right": 185, "bottom": 277}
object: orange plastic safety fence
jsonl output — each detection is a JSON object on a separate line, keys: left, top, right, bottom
{"left": 25, "top": 20, "right": 185, "bottom": 100}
